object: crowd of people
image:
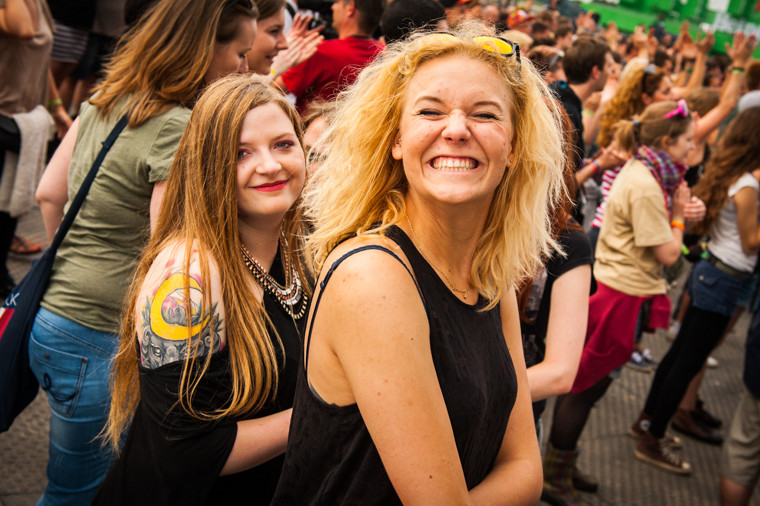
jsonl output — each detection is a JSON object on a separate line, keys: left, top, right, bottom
{"left": 3, "top": 0, "right": 760, "bottom": 504}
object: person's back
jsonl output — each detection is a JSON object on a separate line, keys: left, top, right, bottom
{"left": 277, "top": 0, "right": 385, "bottom": 114}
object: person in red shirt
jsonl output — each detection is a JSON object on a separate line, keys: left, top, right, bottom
{"left": 275, "top": 0, "right": 384, "bottom": 115}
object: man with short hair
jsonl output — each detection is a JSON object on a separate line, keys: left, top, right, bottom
{"left": 276, "top": 0, "right": 385, "bottom": 115}
{"left": 554, "top": 24, "right": 573, "bottom": 51}
{"left": 551, "top": 36, "right": 622, "bottom": 223}
{"left": 551, "top": 35, "right": 612, "bottom": 173}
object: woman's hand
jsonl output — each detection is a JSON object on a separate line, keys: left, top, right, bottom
{"left": 726, "top": 31, "right": 758, "bottom": 69}
{"left": 50, "top": 104, "right": 72, "bottom": 139}
{"left": 270, "top": 30, "right": 324, "bottom": 78}
{"left": 683, "top": 196, "right": 706, "bottom": 223}
{"left": 671, "top": 181, "right": 691, "bottom": 222}
{"left": 696, "top": 31, "right": 715, "bottom": 55}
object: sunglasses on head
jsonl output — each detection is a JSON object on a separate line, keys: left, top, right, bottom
{"left": 422, "top": 32, "right": 521, "bottom": 70}
{"left": 664, "top": 98, "right": 690, "bottom": 119}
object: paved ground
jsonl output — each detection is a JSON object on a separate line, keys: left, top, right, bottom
{"left": 1, "top": 207, "right": 760, "bottom": 505}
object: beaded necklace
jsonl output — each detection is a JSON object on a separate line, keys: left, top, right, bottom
{"left": 240, "top": 242, "right": 308, "bottom": 320}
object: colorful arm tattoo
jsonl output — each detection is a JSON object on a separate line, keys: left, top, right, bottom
{"left": 139, "top": 272, "right": 223, "bottom": 369}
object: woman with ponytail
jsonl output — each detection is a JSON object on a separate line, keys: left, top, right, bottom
{"left": 632, "top": 106, "right": 760, "bottom": 476}
{"left": 546, "top": 100, "right": 704, "bottom": 500}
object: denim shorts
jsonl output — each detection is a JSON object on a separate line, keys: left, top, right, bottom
{"left": 28, "top": 307, "right": 119, "bottom": 506}
{"left": 690, "top": 259, "right": 752, "bottom": 318}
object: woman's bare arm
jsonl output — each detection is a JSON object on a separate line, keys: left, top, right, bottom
{"left": 527, "top": 265, "right": 591, "bottom": 402}
{"left": 36, "top": 117, "right": 78, "bottom": 242}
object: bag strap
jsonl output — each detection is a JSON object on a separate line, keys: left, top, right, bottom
{"left": 49, "top": 115, "right": 129, "bottom": 252}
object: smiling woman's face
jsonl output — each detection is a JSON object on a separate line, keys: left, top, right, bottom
{"left": 236, "top": 102, "right": 305, "bottom": 228}
{"left": 246, "top": 7, "right": 288, "bottom": 75}
{"left": 391, "top": 55, "right": 514, "bottom": 211}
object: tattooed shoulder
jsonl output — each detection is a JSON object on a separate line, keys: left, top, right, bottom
{"left": 137, "top": 247, "right": 225, "bottom": 369}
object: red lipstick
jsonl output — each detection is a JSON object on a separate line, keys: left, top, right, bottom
{"left": 253, "top": 180, "right": 288, "bottom": 192}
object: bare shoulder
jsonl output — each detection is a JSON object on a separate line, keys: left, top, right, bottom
{"left": 136, "top": 241, "right": 226, "bottom": 369}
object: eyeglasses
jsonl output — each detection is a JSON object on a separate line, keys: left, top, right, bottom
{"left": 664, "top": 98, "right": 690, "bottom": 119}
{"left": 422, "top": 32, "right": 521, "bottom": 69}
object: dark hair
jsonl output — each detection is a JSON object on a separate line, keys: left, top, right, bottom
{"left": 563, "top": 35, "right": 609, "bottom": 84}
{"left": 532, "top": 36, "right": 556, "bottom": 47}
{"left": 653, "top": 48, "right": 673, "bottom": 69}
{"left": 353, "top": 0, "right": 386, "bottom": 35}
{"left": 528, "top": 45, "right": 563, "bottom": 76}
{"left": 692, "top": 107, "right": 760, "bottom": 235}
{"left": 746, "top": 60, "right": 760, "bottom": 91}
{"left": 532, "top": 21, "right": 550, "bottom": 35}
{"left": 686, "top": 87, "right": 719, "bottom": 117}
{"left": 380, "top": 0, "right": 445, "bottom": 44}
{"left": 253, "top": 0, "right": 286, "bottom": 20}
{"left": 555, "top": 24, "right": 573, "bottom": 39}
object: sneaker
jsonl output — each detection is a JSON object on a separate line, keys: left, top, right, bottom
{"left": 666, "top": 321, "right": 681, "bottom": 341}
{"left": 634, "top": 431, "right": 692, "bottom": 475}
{"left": 626, "top": 351, "right": 652, "bottom": 372}
{"left": 707, "top": 356, "right": 719, "bottom": 368}
{"left": 629, "top": 413, "right": 683, "bottom": 448}
{"left": 694, "top": 400, "right": 722, "bottom": 429}
{"left": 641, "top": 348, "right": 659, "bottom": 369}
{"left": 671, "top": 409, "right": 723, "bottom": 446}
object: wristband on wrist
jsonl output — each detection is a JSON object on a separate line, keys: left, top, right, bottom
{"left": 590, "top": 160, "right": 601, "bottom": 175}
{"left": 731, "top": 67, "right": 745, "bottom": 74}
{"left": 47, "top": 98, "right": 63, "bottom": 111}
{"left": 670, "top": 220, "right": 685, "bottom": 231}
{"left": 582, "top": 109, "right": 594, "bottom": 117}
{"left": 685, "top": 68, "right": 693, "bottom": 73}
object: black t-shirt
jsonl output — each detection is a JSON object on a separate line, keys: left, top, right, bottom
{"left": 521, "top": 226, "right": 593, "bottom": 421}
{"left": 93, "top": 254, "right": 306, "bottom": 506}
{"left": 272, "top": 226, "right": 517, "bottom": 504}
{"left": 47, "top": 0, "right": 97, "bottom": 30}
{"left": 550, "top": 80, "right": 584, "bottom": 173}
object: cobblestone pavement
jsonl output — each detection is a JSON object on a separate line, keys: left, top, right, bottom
{"left": 1, "top": 208, "right": 760, "bottom": 505}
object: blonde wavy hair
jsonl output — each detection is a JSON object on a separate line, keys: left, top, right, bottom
{"left": 90, "top": 0, "right": 258, "bottom": 128}
{"left": 105, "top": 75, "right": 310, "bottom": 449}
{"left": 597, "top": 64, "right": 666, "bottom": 148}
{"left": 306, "top": 21, "right": 566, "bottom": 308}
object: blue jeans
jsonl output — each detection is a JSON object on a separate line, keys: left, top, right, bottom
{"left": 28, "top": 307, "right": 119, "bottom": 506}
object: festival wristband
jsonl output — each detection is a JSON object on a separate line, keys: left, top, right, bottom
{"left": 731, "top": 68, "right": 745, "bottom": 74}
{"left": 47, "top": 98, "right": 63, "bottom": 111}
{"left": 670, "top": 220, "right": 685, "bottom": 231}
{"left": 590, "top": 160, "right": 600, "bottom": 175}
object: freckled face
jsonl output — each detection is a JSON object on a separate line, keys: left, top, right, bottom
{"left": 391, "top": 55, "right": 514, "bottom": 210}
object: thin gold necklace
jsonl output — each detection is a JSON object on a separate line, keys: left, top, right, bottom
{"left": 405, "top": 215, "right": 470, "bottom": 301}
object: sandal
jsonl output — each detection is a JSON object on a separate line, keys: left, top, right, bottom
{"left": 10, "top": 235, "right": 42, "bottom": 255}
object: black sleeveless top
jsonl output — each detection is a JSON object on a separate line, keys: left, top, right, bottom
{"left": 93, "top": 253, "right": 305, "bottom": 506}
{"left": 271, "top": 226, "right": 517, "bottom": 505}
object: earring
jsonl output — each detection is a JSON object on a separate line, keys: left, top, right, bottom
{"left": 394, "top": 138, "right": 401, "bottom": 147}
